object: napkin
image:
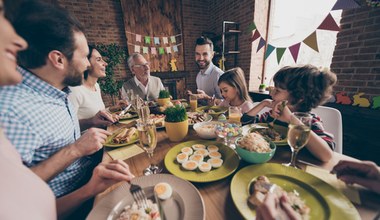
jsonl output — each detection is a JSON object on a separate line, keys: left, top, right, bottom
{"left": 107, "top": 144, "right": 144, "bottom": 161}
{"left": 306, "top": 166, "right": 361, "bottom": 204}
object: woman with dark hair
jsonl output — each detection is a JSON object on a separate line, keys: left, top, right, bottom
{"left": 69, "top": 45, "right": 117, "bottom": 130}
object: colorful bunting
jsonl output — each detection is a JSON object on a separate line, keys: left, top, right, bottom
{"left": 163, "top": 37, "right": 168, "bottom": 44}
{"left": 173, "top": 45, "right": 178, "bottom": 52}
{"left": 250, "top": 30, "right": 261, "bottom": 42}
{"left": 154, "top": 37, "right": 160, "bottom": 45}
{"left": 303, "top": 31, "right": 319, "bottom": 52}
{"left": 136, "top": 34, "right": 141, "bottom": 42}
{"left": 318, "top": 13, "right": 340, "bottom": 31}
{"left": 142, "top": 47, "right": 148, "bottom": 54}
{"left": 257, "top": 38, "right": 266, "bottom": 52}
{"left": 170, "top": 36, "right": 176, "bottom": 43}
{"left": 332, "top": 0, "right": 360, "bottom": 10}
{"left": 264, "top": 44, "right": 276, "bottom": 60}
{"left": 247, "top": 22, "right": 257, "bottom": 33}
{"left": 144, "top": 36, "right": 151, "bottom": 44}
{"left": 166, "top": 47, "right": 172, "bottom": 54}
{"left": 276, "top": 48, "right": 286, "bottom": 64}
{"left": 289, "top": 43, "right": 301, "bottom": 63}
{"left": 151, "top": 47, "right": 157, "bottom": 55}
{"left": 158, "top": 47, "right": 165, "bottom": 55}
{"left": 134, "top": 45, "right": 140, "bottom": 53}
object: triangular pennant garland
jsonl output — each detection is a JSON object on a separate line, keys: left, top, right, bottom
{"left": 264, "top": 44, "right": 276, "bottom": 60}
{"left": 303, "top": 31, "right": 319, "bottom": 52}
{"left": 276, "top": 48, "right": 286, "bottom": 64}
{"left": 257, "top": 38, "right": 266, "bottom": 52}
{"left": 318, "top": 13, "right": 340, "bottom": 31}
{"left": 332, "top": 0, "right": 360, "bottom": 10}
{"left": 289, "top": 43, "right": 301, "bottom": 63}
{"left": 247, "top": 22, "right": 257, "bottom": 33}
{"left": 250, "top": 30, "right": 261, "bottom": 42}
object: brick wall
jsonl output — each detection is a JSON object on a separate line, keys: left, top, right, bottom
{"left": 331, "top": 6, "right": 380, "bottom": 102}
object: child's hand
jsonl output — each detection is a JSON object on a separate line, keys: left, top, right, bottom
{"left": 271, "top": 101, "right": 291, "bottom": 123}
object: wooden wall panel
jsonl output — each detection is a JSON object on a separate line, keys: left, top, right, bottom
{"left": 120, "top": 0, "right": 184, "bottom": 72}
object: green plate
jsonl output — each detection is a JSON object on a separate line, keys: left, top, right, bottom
{"left": 242, "top": 123, "right": 288, "bottom": 146}
{"left": 196, "top": 106, "right": 228, "bottom": 118}
{"left": 118, "top": 112, "right": 138, "bottom": 120}
{"left": 187, "top": 114, "right": 213, "bottom": 126}
{"left": 164, "top": 140, "right": 240, "bottom": 182}
{"left": 230, "top": 163, "right": 360, "bottom": 220}
{"left": 103, "top": 129, "right": 139, "bottom": 148}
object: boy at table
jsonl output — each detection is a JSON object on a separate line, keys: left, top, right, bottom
{"left": 0, "top": 1, "right": 134, "bottom": 218}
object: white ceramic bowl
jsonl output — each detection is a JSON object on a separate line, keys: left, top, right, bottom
{"left": 193, "top": 121, "right": 220, "bottom": 139}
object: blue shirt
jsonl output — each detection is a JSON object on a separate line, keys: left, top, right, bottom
{"left": 0, "top": 67, "right": 97, "bottom": 197}
{"left": 196, "top": 63, "right": 224, "bottom": 99}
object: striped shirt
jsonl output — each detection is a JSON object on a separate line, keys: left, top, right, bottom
{"left": 0, "top": 67, "right": 98, "bottom": 197}
{"left": 241, "top": 111, "right": 336, "bottom": 151}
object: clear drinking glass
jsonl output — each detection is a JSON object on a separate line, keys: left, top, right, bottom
{"left": 136, "top": 119, "right": 161, "bottom": 175}
{"left": 189, "top": 95, "right": 198, "bottom": 112}
{"left": 228, "top": 106, "right": 242, "bottom": 126}
{"left": 283, "top": 112, "right": 312, "bottom": 169}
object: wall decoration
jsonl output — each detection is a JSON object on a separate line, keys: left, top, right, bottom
{"left": 169, "top": 58, "right": 177, "bottom": 72}
{"left": 335, "top": 92, "right": 352, "bottom": 105}
{"left": 352, "top": 92, "right": 371, "bottom": 107}
{"left": 120, "top": 0, "right": 184, "bottom": 72}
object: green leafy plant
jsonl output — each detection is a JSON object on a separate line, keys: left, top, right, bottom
{"left": 96, "top": 43, "right": 127, "bottom": 105}
{"left": 159, "top": 90, "right": 171, "bottom": 99}
{"left": 164, "top": 105, "right": 188, "bottom": 122}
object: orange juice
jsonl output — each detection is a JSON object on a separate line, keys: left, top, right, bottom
{"left": 190, "top": 99, "right": 198, "bottom": 112}
{"left": 228, "top": 113, "right": 242, "bottom": 124}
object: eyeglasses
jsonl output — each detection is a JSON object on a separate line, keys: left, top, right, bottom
{"left": 133, "top": 63, "right": 150, "bottom": 68}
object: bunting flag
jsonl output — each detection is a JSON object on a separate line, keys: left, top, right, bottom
{"left": 332, "top": 0, "right": 360, "bottom": 10}
{"left": 250, "top": 30, "right": 261, "bottom": 42}
{"left": 144, "top": 36, "right": 151, "bottom": 44}
{"left": 134, "top": 45, "right": 140, "bottom": 53}
{"left": 173, "top": 45, "right": 178, "bottom": 52}
{"left": 257, "top": 38, "right": 266, "bottom": 52}
{"left": 166, "top": 47, "right": 172, "bottom": 53}
{"left": 142, "top": 47, "right": 148, "bottom": 54}
{"left": 158, "top": 47, "right": 165, "bottom": 55}
{"left": 318, "top": 13, "right": 340, "bottom": 31}
{"left": 276, "top": 48, "right": 286, "bottom": 64}
{"left": 162, "top": 37, "right": 168, "bottom": 44}
{"left": 154, "top": 37, "right": 160, "bottom": 45}
{"left": 264, "top": 44, "right": 276, "bottom": 60}
{"left": 289, "top": 43, "right": 301, "bottom": 63}
{"left": 170, "top": 36, "right": 176, "bottom": 43}
{"left": 247, "top": 22, "right": 257, "bottom": 33}
{"left": 151, "top": 47, "right": 157, "bottom": 55}
{"left": 136, "top": 34, "right": 142, "bottom": 42}
{"left": 303, "top": 31, "right": 319, "bottom": 52}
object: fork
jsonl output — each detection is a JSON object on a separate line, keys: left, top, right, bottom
{"left": 130, "top": 183, "right": 148, "bottom": 210}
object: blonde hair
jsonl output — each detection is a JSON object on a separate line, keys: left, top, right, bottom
{"left": 218, "top": 67, "right": 252, "bottom": 102}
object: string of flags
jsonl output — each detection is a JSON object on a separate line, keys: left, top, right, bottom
{"left": 247, "top": 0, "right": 360, "bottom": 64}
{"left": 125, "top": 31, "right": 181, "bottom": 45}
{"left": 127, "top": 43, "right": 182, "bottom": 55}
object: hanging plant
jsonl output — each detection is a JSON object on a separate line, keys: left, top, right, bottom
{"left": 95, "top": 43, "right": 127, "bottom": 105}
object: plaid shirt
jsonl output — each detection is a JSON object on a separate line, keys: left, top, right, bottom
{"left": 0, "top": 67, "right": 97, "bottom": 197}
{"left": 242, "top": 111, "right": 336, "bottom": 151}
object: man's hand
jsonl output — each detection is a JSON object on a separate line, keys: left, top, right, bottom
{"left": 85, "top": 160, "right": 135, "bottom": 195}
{"left": 70, "top": 128, "right": 111, "bottom": 157}
{"left": 256, "top": 193, "right": 301, "bottom": 220}
{"left": 91, "top": 110, "right": 118, "bottom": 128}
{"left": 332, "top": 160, "right": 380, "bottom": 194}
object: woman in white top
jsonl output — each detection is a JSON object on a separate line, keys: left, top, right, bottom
{"left": 0, "top": 1, "right": 56, "bottom": 219}
{"left": 69, "top": 45, "right": 117, "bottom": 130}
{"left": 218, "top": 67, "right": 254, "bottom": 113}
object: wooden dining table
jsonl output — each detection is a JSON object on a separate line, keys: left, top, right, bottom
{"left": 94, "top": 123, "right": 380, "bottom": 220}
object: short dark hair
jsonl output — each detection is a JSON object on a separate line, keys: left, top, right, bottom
{"left": 195, "top": 36, "right": 214, "bottom": 51}
{"left": 13, "top": 1, "right": 85, "bottom": 69}
{"left": 273, "top": 65, "right": 337, "bottom": 112}
{"left": 83, "top": 45, "right": 96, "bottom": 80}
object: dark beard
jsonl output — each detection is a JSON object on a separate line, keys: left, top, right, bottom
{"left": 63, "top": 68, "right": 84, "bottom": 87}
{"left": 196, "top": 60, "right": 210, "bottom": 70}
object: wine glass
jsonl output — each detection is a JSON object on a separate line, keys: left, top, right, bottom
{"left": 283, "top": 112, "right": 312, "bottom": 169}
{"left": 136, "top": 119, "right": 161, "bottom": 175}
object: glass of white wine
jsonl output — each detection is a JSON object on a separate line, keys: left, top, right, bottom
{"left": 284, "top": 112, "right": 312, "bottom": 169}
{"left": 136, "top": 119, "right": 161, "bottom": 175}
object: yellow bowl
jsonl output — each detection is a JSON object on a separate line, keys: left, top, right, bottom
{"left": 157, "top": 98, "right": 171, "bottom": 106}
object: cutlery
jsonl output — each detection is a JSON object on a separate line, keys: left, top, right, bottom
{"left": 154, "top": 190, "right": 166, "bottom": 220}
{"left": 119, "top": 104, "right": 132, "bottom": 116}
{"left": 129, "top": 183, "right": 148, "bottom": 209}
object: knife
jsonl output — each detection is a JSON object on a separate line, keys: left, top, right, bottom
{"left": 154, "top": 191, "right": 166, "bottom": 220}
{"left": 118, "top": 104, "right": 132, "bottom": 116}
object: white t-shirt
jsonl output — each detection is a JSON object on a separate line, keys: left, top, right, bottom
{"left": 68, "top": 83, "right": 105, "bottom": 119}
{"left": 0, "top": 130, "right": 56, "bottom": 219}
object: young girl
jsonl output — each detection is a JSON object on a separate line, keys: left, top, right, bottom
{"left": 217, "top": 67, "right": 255, "bottom": 113}
{"left": 244, "top": 65, "right": 337, "bottom": 162}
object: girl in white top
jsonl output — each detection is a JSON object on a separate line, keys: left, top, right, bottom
{"left": 218, "top": 67, "right": 254, "bottom": 113}
{"left": 69, "top": 45, "right": 117, "bottom": 130}
{"left": 0, "top": 2, "right": 56, "bottom": 218}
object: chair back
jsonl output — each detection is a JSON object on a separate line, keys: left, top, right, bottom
{"left": 312, "top": 106, "right": 343, "bottom": 154}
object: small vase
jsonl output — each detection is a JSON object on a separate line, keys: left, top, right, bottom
{"left": 165, "top": 120, "right": 188, "bottom": 142}
{"left": 157, "top": 98, "right": 170, "bottom": 106}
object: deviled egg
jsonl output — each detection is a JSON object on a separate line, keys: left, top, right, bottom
{"left": 207, "top": 158, "right": 223, "bottom": 168}
{"left": 192, "top": 144, "right": 206, "bottom": 151}
{"left": 194, "top": 149, "right": 209, "bottom": 157}
{"left": 198, "top": 162, "right": 212, "bottom": 172}
{"left": 207, "top": 145, "right": 219, "bottom": 152}
{"left": 189, "top": 154, "right": 204, "bottom": 163}
{"left": 182, "top": 160, "right": 198, "bottom": 170}
{"left": 154, "top": 182, "right": 173, "bottom": 200}
{"left": 181, "top": 147, "right": 193, "bottom": 155}
{"left": 176, "top": 153, "right": 188, "bottom": 164}
{"left": 208, "top": 151, "right": 222, "bottom": 159}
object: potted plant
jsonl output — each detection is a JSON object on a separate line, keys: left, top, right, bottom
{"left": 157, "top": 90, "right": 171, "bottom": 106}
{"left": 259, "top": 84, "right": 266, "bottom": 92}
{"left": 164, "top": 104, "right": 188, "bottom": 142}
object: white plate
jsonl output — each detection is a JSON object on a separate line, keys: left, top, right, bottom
{"left": 87, "top": 174, "right": 205, "bottom": 220}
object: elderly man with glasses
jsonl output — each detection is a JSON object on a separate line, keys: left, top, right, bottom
{"left": 121, "top": 53, "right": 165, "bottom": 101}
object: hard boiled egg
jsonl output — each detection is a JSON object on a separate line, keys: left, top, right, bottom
{"left": 182, "top": 160, "right": 198, "bottom": 170}
{"left": 176, "top": 153, "right": 188, "bottom": 164}
{"left": 154, "top": 182, "right": 173, "bottom": 200}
